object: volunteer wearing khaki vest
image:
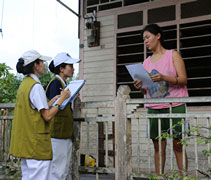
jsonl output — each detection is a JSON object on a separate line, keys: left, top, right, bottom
{"left": 9, "top": 50, "right": 70, "bottom": 180}
{"left": 46, "top": 52, "right": 80, "bottom": 180}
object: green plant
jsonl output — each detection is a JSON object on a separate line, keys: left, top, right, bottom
{"left": 0, "top": 63, "right": 22, "bottom": 103}
{"left": 157, "top": 120, "right": 211, "bottom": 178}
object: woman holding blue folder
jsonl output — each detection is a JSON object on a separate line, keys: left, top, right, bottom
{"left": 46, "top": 52, "right": 80, "bottom": 180}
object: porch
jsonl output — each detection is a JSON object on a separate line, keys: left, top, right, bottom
{"left": 0, "top": 86, "right": 211, "bottom": 179}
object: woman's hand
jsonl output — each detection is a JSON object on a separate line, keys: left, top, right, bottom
{"left": 48, "top": 95, "right": 61, "bottom": 107}
{"left": 52, "top": 95, "right": 61, "bottom": 102}
{"left": 150, "top": 73, "right": 164, "bottom": 82}
{"left": 133, "top": 80, "right": 143, "bottom": 90}
{"left": 133, "top": 80, "right": 147, "bottom": 94}
{"left": 60, "top": 88, "right": 71, "bottom": 101}
{"left": 41, "top": 89, "right": 71, "bottom": 122}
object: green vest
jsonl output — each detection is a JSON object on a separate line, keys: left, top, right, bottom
{"left": 9, "top": 77, "right": 52, "bottom": 160}
{"left": 46, "top": 77, "right": 73, "bottom": 139}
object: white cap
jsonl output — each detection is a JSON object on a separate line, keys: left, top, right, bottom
{"left": 53, "top": 52, "right": 80, "bottom": 67}
{"left": 21, "top": 50, "right": 52, "bottom": 67}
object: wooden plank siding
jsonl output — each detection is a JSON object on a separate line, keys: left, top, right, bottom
{"left": 81, "top": 15, "right": 116, "bottom": 102}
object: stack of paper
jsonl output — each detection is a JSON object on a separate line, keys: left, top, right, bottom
{"left": 125, "top": 63, "right": 153, "bottom": 88}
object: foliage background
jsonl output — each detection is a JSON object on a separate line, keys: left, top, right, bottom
{"left": 0, "top": 63, "right": 22, "bottom": 103}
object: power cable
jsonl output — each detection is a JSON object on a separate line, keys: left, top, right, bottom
{"left": 0, "top": 0, "right": 5, "bottom": 38}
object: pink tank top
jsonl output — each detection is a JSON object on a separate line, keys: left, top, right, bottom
{"left": 143, "top": 50, "right": 189, "bottom": 109}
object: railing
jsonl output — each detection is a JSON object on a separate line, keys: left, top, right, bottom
{"left": 0, "top": 103, "right": 15, "bottom": 162}
{"left": 79, "top": 101, "right": 115, "bottom": 179}
{"left": 80, "top": 86, "right": 211, "bottom": 180}
{"left": 115, "top": 85, "right": 211, "bottom": 180}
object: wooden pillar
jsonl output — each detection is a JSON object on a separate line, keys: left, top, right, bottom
{"left": 67, "top": 98, "right": 84, "bottom": 180}
{"left": 115, "top": 85, "right": 131, "bottom": 180}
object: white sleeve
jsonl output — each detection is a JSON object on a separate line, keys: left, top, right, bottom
{"left": 30, "top": 84, "right": 49, "bottom": 112}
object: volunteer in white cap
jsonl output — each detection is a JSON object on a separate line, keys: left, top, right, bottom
{"left": 9, "top": 50, "right": 70, "bottom": 180}
{"left": 46, "top": 52, "right": 80, "bottom": 180}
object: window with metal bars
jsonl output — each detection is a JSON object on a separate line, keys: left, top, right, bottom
{"left": 180, "top": 20, "right": 211, "bottom": 97}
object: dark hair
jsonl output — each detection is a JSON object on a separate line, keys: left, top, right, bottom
{"left": 49, "top": 61, "right": 67, "bottom": 75}
{"left": 16, "top": 58, "right": 42, "bottom": 75}
{"left": 142, "top": 24, "right": 165, "bottom": 47}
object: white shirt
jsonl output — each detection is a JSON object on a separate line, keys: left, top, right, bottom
{"left": 56, "top": 75, "right": 75, "bottom": 110}
{"left": 29, "top": 74, "right": 49, "bottom": 111}
{"left": 56, "top": 74, "right": 67, "bottom": 87}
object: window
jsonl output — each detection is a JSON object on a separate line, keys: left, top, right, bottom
{"left": 180, "top": 20, "right": 211, "bottom": 97}
{"left": 116, "top": 30, "right": 144, "bottom": 99}
{"left": 118, "top": 11, "right": 143, "bottom": 29}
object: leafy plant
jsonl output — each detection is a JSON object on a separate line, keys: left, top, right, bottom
{"left": 0, "top": 63, "right": 22, "bottom": 103}
{"left": 157, "top": 120, "right": 211, "bottom": 178}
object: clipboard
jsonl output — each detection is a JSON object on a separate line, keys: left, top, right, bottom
{"left": 52, "top": 80, "right": 86, "bottom": 110}
{"left": 125, "top": 63, "right": 153, "bottom": 88}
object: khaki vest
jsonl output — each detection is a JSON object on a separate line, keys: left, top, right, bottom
{"left": 9, "top": 76, "right": 52, "bottom": 160}
{"left": 46, "top": 77, "right": 73, "bottom": 139}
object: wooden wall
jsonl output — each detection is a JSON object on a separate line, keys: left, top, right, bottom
{"left": 79, "top": 13, "right": 116, "bottom": 102}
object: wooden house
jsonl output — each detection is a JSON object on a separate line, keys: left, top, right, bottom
{"left": 77, "top": 0, "right": 211, "bottom": 178}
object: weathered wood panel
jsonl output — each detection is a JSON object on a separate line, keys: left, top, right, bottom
{"left": 84, "top": 48, "right": 114, "bottom": 57}
{"left": 83, "top": 72, "right": 113, "bottom": 79}
{"left": 83, "top": 54, "right": 114, "bottom": 62}
{"left": 83, "top": 90, "right": 113, "bottom": 97}
{"left": 83, "top": 84, "right": 113, "bottom": 92}
{"left": 84, "top": 60, "right": 113, "bottom": 68}
{"left": 84, "top": 78, "right": 114, "bottom": 85}
{"left": 83, "top": 66, "right": 114, "bottom": 74}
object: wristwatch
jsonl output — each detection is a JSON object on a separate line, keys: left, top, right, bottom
{"left": 55, "top": 104, "right": 61, "bottom": 109}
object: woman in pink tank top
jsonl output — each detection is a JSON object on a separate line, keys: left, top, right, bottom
{"left": 134, "top": 24, "right": 188, "bottom": 175}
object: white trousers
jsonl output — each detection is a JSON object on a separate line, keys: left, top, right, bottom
{"left": 21, "top": 158, "right": 51, "bottom": 180}
{"left": 50, "top": 138, "right": 72, "bottom": 180}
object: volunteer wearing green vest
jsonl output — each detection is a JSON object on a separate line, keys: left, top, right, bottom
{"left": 9, "top": 50, "right": 70, "bottom": 180}
{"left": 46, "top": 52, "right": 80, "bottom": 180}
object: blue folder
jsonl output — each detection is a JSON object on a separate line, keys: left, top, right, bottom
{"left": 52, "top": 80, "right": 86, "bottom": 110}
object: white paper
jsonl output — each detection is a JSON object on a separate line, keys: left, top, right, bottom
{"left": 126, "top": 63, "right": 154, "bottom": 88}
{"left": 52, "top": 80, "right": 86, "bottom": 110}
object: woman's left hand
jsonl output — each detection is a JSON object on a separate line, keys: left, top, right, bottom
{"left": 151, "top": 73, "right": 164, "bottom": 82}
{"left": 53, "top": 95, "right": 61, "bottom": 102}
{"left": 48, "top": 95, "right": 61, "bottom": 108}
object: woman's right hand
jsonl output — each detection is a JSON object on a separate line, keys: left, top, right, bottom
{"left": 60, "top": 88, "right": 71, "bottom": 100}
{"left": 133, "top": 80, "right": 143, "bottom": 90}
{"left": 133, "top": 80, "right": 147, "bottom": 94}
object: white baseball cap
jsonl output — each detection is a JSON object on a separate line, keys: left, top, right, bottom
{"left": 53, "top": 52, "right": 80, "bottom": 67}
{"left": 21, "top": 50, "right": 52, "bottom": 67}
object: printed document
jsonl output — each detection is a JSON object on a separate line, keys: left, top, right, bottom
{"left": 52, "top": 80, "right": 86, "bottom": 110}
{"left": 126, "top": 63, "right": 153, "bottom": 88}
